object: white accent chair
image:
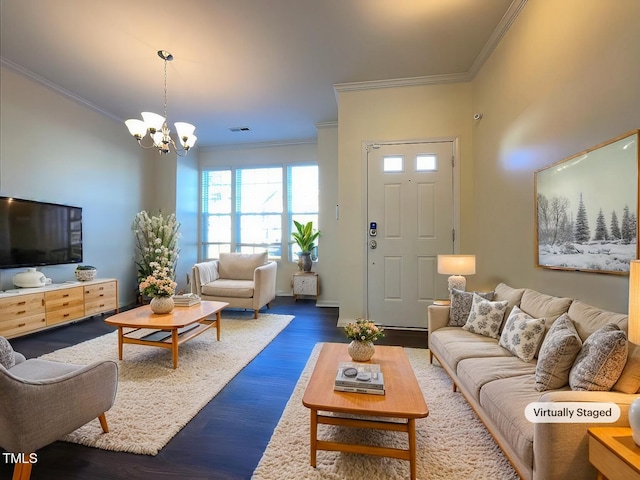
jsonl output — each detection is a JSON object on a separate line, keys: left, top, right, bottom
{"left": 191, "top": 252, "right": 277, "bottom": 319}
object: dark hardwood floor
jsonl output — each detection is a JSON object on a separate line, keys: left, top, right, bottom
{"left": 1, "top": 297, "right": 428, "bottom": 480}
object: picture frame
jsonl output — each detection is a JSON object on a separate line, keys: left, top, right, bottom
{"left": 535, "top": 129, "right": 639, "bottom": 274}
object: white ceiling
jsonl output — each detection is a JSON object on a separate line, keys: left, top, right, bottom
{"left": 0, "top": 0, "right": 524, "bottom": 147}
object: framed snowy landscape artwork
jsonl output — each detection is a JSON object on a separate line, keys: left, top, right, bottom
{"left": 535, "top": 129, "right": 639, "bottom": 274}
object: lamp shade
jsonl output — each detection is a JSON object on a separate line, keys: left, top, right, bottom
{"left": 437, "top": 255, "right": 476, "bottom": 275}
{"left": 629, "top": 260, "right": 640, "bottom": 345}
{"left": 125, "top": 119, "right": 147, "bottom": 138}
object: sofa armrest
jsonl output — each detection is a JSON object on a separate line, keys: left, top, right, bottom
{"left": 252, "top": 261, "right": 277, "bottom": 309}
{"left": 428, "top": 304, "right": 450, "bottom": 333}
{"left": 191, "top": 260, "right": 220, "bottom": 295}
{"left": 533, "top": 391, "right": 639, "bottom": 480}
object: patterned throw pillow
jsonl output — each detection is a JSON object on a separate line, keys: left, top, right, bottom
{"left": 0, "top": 336, "right": 15, "bottom": 370}
{"left": 462, "top": 293, "right": 508, "bottom": 339}
{"left": 569, "top": 324, "right": 628, "bottom": 391}
{"left": 535, "top": 313, "right": 582, "bottom": 391}
{"left": 499, "top": 306, "right": 546, "bottom": 363}
{"left": 448, "top": 289, "right": 494, "bottom": 327}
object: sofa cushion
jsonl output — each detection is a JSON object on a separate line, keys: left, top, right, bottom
{"left": 499, "top": 306, "right": 546, "bottom": 362}
{"left": 8, "top": 358, "right": 85, "bottom": 381}
{"left": 519, "top": 289, "right": 572, "bottom": 326}
{"left": 457, "top": 356, "right": 536, "bottom": 402}
{"left": 493, "top": 283, "right": 526, "bottom": 320}
{"left": 613, "top": 342, "right": 640, "bottom": 393}
{"left": 429, "top": 328, "right": 512, "bottom": 371}
{"left": 448, "top": 289, "right": 494, "bottom": 327}
{"left": 218, "top": 252, "right": 267, "bottom": 280}
{"left": 569, "top": 324, "right": 628, "bottom": 391}
{"left": 535, "top": 313, "right": 582, "bottom": 391}
{"left": 479, "top": 375, "right": 543, "bottom": 472}
{"left": 0, "top": 336, "right": 15, "bottom": 369}
{"left": 462, "top": 294, "right": 508, "bottom": 339}
{"left": 201, "top": 279, "right": 255, "bottom": 298}
{"left": 567, "top": 300, "right": 628, "bottom": 342}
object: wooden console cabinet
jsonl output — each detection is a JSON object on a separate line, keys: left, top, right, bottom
{"left": 0, "top": 278, "right": 118, "bottom": 338}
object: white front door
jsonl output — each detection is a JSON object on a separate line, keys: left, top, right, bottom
{"left": 366, "top": 141, "right": 455, "bottom": 328}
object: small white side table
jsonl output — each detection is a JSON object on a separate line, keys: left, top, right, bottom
{"left": 293, "top": 272, "right": 319, "bottom": 301}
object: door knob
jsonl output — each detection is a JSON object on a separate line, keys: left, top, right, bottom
{"left": 369, "top": 240, "right": 377, "bottom": 249}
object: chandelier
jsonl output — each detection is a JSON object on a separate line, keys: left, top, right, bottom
{"left": 125, "top": 50, "right": 197, "bottom": 156}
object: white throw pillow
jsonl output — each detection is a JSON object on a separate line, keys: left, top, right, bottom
{"left": 499, "top": 306, "right": 546, "bottom": 363}
{"left": 462, "top": 293, "right": 508, "bottom": 339}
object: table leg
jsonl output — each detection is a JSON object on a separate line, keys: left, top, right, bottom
{"left": 215, "top": 311, "right": 221, "bottom": 341}
{"left": 172, "top": 329, "right": 179, "bottom": 369}
{"left": 310, "top": 408, "right": 318, "bottom": 467}
{"left": 117, "top": 326, "right": 123, "bottom": 360}
{"left": 408, "top": 418, "right": 417, "bottom": 480}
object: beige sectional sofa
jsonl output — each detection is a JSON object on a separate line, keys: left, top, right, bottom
{"left": 427, "top": 283, "right": 640, "bottom": 480}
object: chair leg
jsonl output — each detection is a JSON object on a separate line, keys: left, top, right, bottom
{"left": 98, "top": 413, "right": 109, "bottom": 433}
{"left": 13, "top": 459, "right": 33, "bottom": 480}
{"left": 254, "top": 309, "right": 259, "bottom": 319}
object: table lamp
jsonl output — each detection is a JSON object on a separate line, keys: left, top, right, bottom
{"left": 628, "top": 260, "right": 640, "bottom": 446}
{"left": 437, "top": 254, "right": 476, "bottom": 295}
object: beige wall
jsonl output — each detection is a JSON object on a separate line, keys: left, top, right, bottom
{"left": 316, "top": 123, "right": 339, "bottom": 307}
{"left": 337, "top": 83, "right": 474, "bottom": 323}
{"left": 471, "top": 0, "right": 640, "bottom": 312}
{"left": 0, "top": 66, "right": 149, "bottom": 305}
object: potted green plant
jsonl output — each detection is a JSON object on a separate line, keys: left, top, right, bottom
{"left": 292, "top": 220, "right": 320, "bottom": 272}
{"left": 75, "top": 265, "right": 97, "bottom": 282}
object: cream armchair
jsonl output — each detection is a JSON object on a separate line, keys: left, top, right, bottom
{"left": 0, "top": 337, "right": 117, "bottom": 480}
{"left": 191, "top": 252, "right": 277, "bottom": 319}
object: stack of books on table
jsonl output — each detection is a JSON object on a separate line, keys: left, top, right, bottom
{"left": 172, "top": 293, "right": 201, "bottom": 307}
{"left": 334, "top": 362, "right": 385, "bottom": 395}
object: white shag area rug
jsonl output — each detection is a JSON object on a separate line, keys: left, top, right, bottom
{"left": 252, "top": 343, "right": 519, "bottom": 480}
{"left": 40, "top": 312, "right": 294, "bottom": 455}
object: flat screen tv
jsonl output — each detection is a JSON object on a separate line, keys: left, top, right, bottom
{"left": 0, "top": 196, "right": 83, "bottom": 269}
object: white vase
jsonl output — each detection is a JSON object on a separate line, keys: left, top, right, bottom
{"left": 630, "top": 397, "right": 640, "bottom": 446}
{"left": 347, "top": 340, "right": 375, "bottom": 362}
{"left": 13, "top": 268, "right": 46, "bottom": 288}
{"left": 150, "top": 296, "right": 174, "bottom": 314}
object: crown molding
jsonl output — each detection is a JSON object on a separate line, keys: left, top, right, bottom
{"left": 1, "top": 56, "right": 122, "bottom": 123}
{"left": 315, "top": 121, "right": 338, "bottom": 129}
{"left": 334, "top": 72, "right": 470, "bottom": 94}
{"left": 468, "top": 0, "right": 528, "bottom": 78}
{"left": 334, "top": 0, "right": 527, "bottom": 95}
{"left": 199, "top": 138, "right": 318, "bottom": 152}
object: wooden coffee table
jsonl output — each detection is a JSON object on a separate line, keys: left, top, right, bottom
{"left": 105, "top": 300, "right": 228, "bottom": 369}
{"left": 302, "top": 343, "right": 429, "bottom": 480}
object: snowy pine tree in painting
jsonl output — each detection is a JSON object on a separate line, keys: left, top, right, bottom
{"left": 594, "top": 209, "right": 609, "bottom": 241}
{"left": 574, "top": 193, "right": 590, "bottom": 243}
{"left": 610, "top": 210, "right": 621, "bottom": 240}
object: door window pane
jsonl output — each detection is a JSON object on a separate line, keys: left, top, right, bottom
{"left": 416, "top": 154, "right": 437, "bottom": 171}
{"left": 383, "top": 156, "right": 404, "bottom": 172}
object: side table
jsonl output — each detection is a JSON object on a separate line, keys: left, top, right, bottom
{"left": 588, "top": 427, "right": 640, "bottom": 480}
{"left": 293, "top": 272, "right": 319, "bottom": 301}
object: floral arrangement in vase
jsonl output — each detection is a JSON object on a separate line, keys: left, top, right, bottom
{"left": 133, "top": 211, "right": 180, "bottom": 313}
{"left": 138, "top": 262, "right": 177, "bottom": 298}
{"left": 344, "top": 318, "right": 384, "bottom": 362}
{"left": 133, "top": 210, "right": 180, "bottom": 283}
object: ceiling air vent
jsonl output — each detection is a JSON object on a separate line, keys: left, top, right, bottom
{"left": 229, "top": 126, "right": 251, "bottom": 132}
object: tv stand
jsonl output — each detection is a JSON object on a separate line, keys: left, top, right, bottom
{"left": 0, "top": 278, "right": 118, "bottom": 338}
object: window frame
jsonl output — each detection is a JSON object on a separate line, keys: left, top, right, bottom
{"left": 200, "top": 163, "right": 319, "bottom": 263}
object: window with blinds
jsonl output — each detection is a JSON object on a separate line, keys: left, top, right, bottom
{"left": 200, "top": 164, "right": 318, "bottom": 262}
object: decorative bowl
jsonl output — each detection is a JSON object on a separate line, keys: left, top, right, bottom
{"left": 75, "top": 267, "right": 97, "bottom": 282}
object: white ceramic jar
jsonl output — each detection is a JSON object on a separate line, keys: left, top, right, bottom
{"left": 12, "top": 268, "right": 46, "bottom": 288}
